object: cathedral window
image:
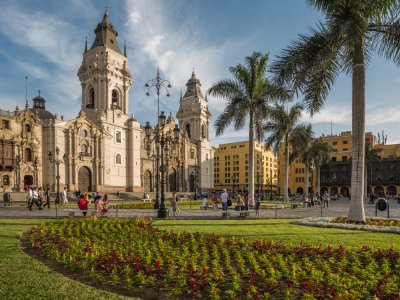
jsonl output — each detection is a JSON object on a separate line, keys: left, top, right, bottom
{"left": 201, "top": 124, "right": 206, "bottom": 138}
{"left": 112, "top": 90, "right": 119, "bottom": 109}
{"left": 115, "top": 153, "right": 122, "bottom": 165}
{"left": 185, "top": 124, "right": 191, "bottom": 138}
{"left": 115, "top": 131, "right": 122, "bottom": 143}
{"left": 24, "top": 148, "right": 32, "bottom": 162}
{"left": 80, "top": 144, "right": 88, "bottom": 155}
{"left": 87, "top": 88, "right": 95, "bottom": 108}
{"left": 2, "top": 120, "right": 10, "bottom": 129}
{"left": 2, "top": 175, "right": 9, "bottom": 186}
{"left": 190, "top": 149, "right": 195, "bottom": 159}
{"left": 25, "top": 124, "right": 31, "bottom": 133}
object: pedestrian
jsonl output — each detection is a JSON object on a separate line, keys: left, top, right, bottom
{"left": 171, "top": 195, "right": 178, "bottom": 219}
{"left": 27, "top": 186, "right": 33, "bottom": 208}
{"left": 37, "top": 187, "right": 44, "bottom": 209}
{"left": 42, "top": 187, "right": 51, "bottom": 209}
{"left": 61, "top": 187, "right": 68, "bottom": 205}
{"left": 322, "top": 191, "right": 330, "bottom": 208}
{"left": 212, "top": 194, "right": 219, "bottom": 210}
{"left": 29, "top": 187, "right": 41, "bottom": 210}
{"left": 77, "top": 194, "right": 88, "bottom": 216}
{"left": 255, "top": 198, "right": 261, "bottom": 219}
{"left": 96, "top": 196, "right": 108, "bottom": 216}
{"left": 201, "top": 193, "right": 208, "bottom": 209}
{"left": 221, "top": 189, "right": 228, "bottom": 217}
{"left": 244, "top": 194, "right": 250, "bottom": 211}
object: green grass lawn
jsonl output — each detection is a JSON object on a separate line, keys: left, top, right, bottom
{"left": 153, "top": 219, "right": 400, "bottom": 249}
{"left": 0, "top": 219, "right": 134, "bottom": 300}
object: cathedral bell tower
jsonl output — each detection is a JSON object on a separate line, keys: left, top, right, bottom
{"left": 77, "top": 10, "right": 132, "bottom": 121}
{"left": 176, "top": 71, "right": 211, "bottom": 142}
{"left": 176, "top": 71, "right": 213, "bottom": 191}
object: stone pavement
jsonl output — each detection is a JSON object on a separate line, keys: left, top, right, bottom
{"left": 1, "top": 198, "right": 399, "bottom": 220}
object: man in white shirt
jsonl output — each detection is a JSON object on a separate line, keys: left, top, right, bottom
{"left": 221, "top": 189, "right": 228, "bottom": 216}
{"left": 27, "top": 187, "right": 33, "bottom": 208}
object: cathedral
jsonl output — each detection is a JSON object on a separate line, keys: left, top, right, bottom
{"left": 0, "top": 11, "right": 214, "bottom": 194}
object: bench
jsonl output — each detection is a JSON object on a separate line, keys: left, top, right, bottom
{"left": 68, "top": 209, "right": 97, "bottom": 217}
{"left": 221, "top": 209, "right": 259, "bottom": 218}
{"left": 142, "top": 198, "right": 152, "bottom": 202}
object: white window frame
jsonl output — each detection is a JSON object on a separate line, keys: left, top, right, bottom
{"left": 115, "top": 153, "right": 122, "bottom": 166}
{"left": 115, "top": 129, "right": 122, "bottom": 144}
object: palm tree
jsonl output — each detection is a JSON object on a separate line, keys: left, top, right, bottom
{"left": 289, "top": 124, "right": 314, "bottom": 196}
{"left": 365, "top": 142, "right": 382, "bottom": 200}
{"left": 310, "top": 137, "right": 333, "bottom": 195}
{"left": 271, "top": 1, "right": 400, "bottom": 222}
{"left": 208, "top": 51, "right": 289, "bottom": 205}
{"left": 264, "top": 103, "right": 303, "bottom": 202}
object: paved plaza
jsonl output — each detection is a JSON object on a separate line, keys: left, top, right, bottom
{"left": 1, "top": 193, "right": 399, "bottom": 220}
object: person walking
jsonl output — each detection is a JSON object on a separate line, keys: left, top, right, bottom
{"left": 77, "top": 194, "right": 88, "bottom": 216}
{"left": 322, "top": 191, "right": 330, "bottom": 208}
{"left": 221, "top": 189, "right": 229, "bottom": 217}
{"left": 61, "top": 187, "right": 68, "bottom": 206}
{"left": 27, "top": 186, "right": 33, "bottom": 209}
{"left": 171, "top": 195, "right": 178, "bottom": 219}
{"left": 42, "top": 187, "right": 51, "bottom": 209}
{"left": 255, "top": 198, "right": 261, "bottom": 219}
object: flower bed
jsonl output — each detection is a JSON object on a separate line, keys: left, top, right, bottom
{"left": 295, "top": 217, "right": 400, "bottom": 234}
{"left": 27, "top": 218, "right": 400, "bottom": 299}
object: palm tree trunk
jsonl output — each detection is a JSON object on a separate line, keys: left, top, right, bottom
{"left": 348, "top": 43, "right": 366, "bottom": 222}
{"left": 248, "top": 112, "right": 255, "bottom": 206}
{"left": 283, "top": 138, "right": 289, "bottom": 202}
{"left": 304, "top": 160, "right": 309, "bottom": 196}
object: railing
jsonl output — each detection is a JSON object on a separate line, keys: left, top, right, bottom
{"left": 0, "top": 109, "right": 15, "bottom": 116}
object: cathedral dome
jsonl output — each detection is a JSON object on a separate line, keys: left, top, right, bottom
{"left": 29, "top": 92, "right": 55, "bottom": 119}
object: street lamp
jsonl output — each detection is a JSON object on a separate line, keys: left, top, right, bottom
{"left": 14, "top": 154, "right": 21, "bottom": 192}
{"left": 48, "top": 146, "right": 66, "bottom": 219}
{"left": 33, "top": 156, "right": 38, "bottom": 186}
{"left": 145, "top": 113, "right": 179, "bottom": 218}
{"left": 144, "top": 70, "right": 172, "bottom": 210}
{"left": 232, "top": 174, "right": 236, "bottom": 199}
{"left": 269, "top": 172, "right": 273, "bottom": 200}
{"left": 257, "top": 173, "right": 261, "bottom": 201}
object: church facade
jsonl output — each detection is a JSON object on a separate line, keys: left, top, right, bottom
{"left": 0, "top": 11, "right": 214, "bottom": 194}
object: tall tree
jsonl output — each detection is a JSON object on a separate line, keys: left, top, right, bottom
{"left": 208, "top": 51, "right": 289, "bottom": 205}
{"left": 271, "top": 0, "right": 400, "bottom": 221}
{"left": 264, "top": 103, "right": 304, "bottom": 202}
{"left": 310, "top": 137, "right": 333, "bottom": 195}
{"left": 290, "top": 124, "right": 314, "bottom": 196}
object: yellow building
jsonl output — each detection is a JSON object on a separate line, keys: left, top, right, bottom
{"left": 214, "top": 140, "right": 278, "bottom": 194}
{"left": 279, "top": 131, "right": 400, "bottom": 197}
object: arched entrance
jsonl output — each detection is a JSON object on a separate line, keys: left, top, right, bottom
{"left": 78, "top": 166, "right": 92, "bottom": 192}
{"left": 296, "top": 187, "right": 304, "bottom": 195}
{"left": 189, "top": 173, "right": 195, "bottom": 192}
{"left": 330, "top": 186, "right": 338, "bottom": 196}
{"left": 321, "top": 186, "right": 329, "bottom": 195}
{"left": 387, "top": 186, "right": 396, "bottom": 196}
{"left": 374, "top": 186, "right": 384, "bottom": 197}
{"left": 144, "top": 170, "right": 153, "bottom": 192}
{"left": 169, "top": 168, "right": 177, "bottom": 192}
{"left": 340, "top": 186, "right": 350, "bottom": 197}
{"left": 24, "top": 175, "right": 33, "bottom": 186}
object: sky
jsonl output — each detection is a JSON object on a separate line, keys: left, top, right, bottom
{"left": 0, "top": 0, "right": 399, "bottom": 146}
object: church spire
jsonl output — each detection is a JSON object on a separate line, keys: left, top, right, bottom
{"left": 90, "top": 10, "right": 122, "bottom": 54}
{"left": 183, "top": 70, "right": 203, "bottom": 98}
{"left": 25, "top": 76, "right": 28, "bottom": 109}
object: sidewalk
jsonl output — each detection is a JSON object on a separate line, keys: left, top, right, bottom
{"left": 1, "top": 198, "right": 399, "bottom": 219}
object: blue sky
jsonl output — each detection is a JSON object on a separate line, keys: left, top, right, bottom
{"left": 0, "top": 0, "right": 399, "bottom": 145}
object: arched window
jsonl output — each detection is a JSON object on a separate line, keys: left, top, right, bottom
{"left": 24, "top": 148, "right": 32, "bottom": 162}
{"left": 201, "top": 124, "right": 206, "bottom": 138}
{"left": 112, "top": 90, "right": 119, "bottom": 108}
{"left": 87, "top": 88, "right": 95, "bottom": 108}
{"left": 115, "top": 153, "right": 122, "bottom": 165}
{"left": 185, "top": 124, "right": 191, "bottom": 138}
{"left": 80, "top": 144, "right": 88, "bottom": 155}
{"left": 25, "top": 124, "right": 31, "bottom": 133}
{"left": 2, "top": 175, "right": 9, "bottom": 186}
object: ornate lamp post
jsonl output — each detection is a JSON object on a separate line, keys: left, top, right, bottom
{"left": 33, "top": 156, "right": 38, "bottom": 186}
{"left": 48, "top": 147, "right": 66, "bottom": 219}
{"left": 269, "top": 173, "right": 273, "bottom": 200}
{"left": 15, "top": 154, "right": 21, "bottom": 192}
{"left": 257, "top": 173, "right": 261, "bottom": 201}
{"left": 144, "top": 70, "right": 172, "bottom": 209}
{"left": 145, "top": 114, "right": 179, "bottom": 217}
